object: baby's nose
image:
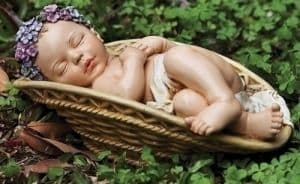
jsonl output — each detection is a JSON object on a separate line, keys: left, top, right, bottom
{"left": 69, "top": 52, "right": 83, "bottom": 65}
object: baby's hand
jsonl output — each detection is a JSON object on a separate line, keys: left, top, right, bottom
{"left": 132, "top": 41, "right": 155, "bottom": 57}
{"left": 120, "top": 46, "right": 147, "bottom": 64}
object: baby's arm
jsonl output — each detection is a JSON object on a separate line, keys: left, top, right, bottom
{"left": 117, "top": 46, "right": 146, "bottom": 101}
{"left": 132, "top": 36, "right": 177, "bottom": 56}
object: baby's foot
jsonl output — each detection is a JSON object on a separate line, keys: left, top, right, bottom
{"left": 245, "top": 103, "right": 283, "bottom": 140}
{"left": 185, "top": 115, "right": 223, "bottom": 136}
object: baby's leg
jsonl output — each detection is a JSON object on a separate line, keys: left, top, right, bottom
{"left": 173, "top": 89, "right": 212, "bottom": 135}
{"left": 164, "top": 46, "right": 242, "bottom": 135}
{"left": 173, "top": 89, "right": 208, "bottom": 117}
{"left": 173, "top": 89, "right": 283, "bottom": 139}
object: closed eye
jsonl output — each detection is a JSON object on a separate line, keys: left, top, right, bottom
{"left": 79, "top": 34, "right": 85, "bottom": 46}
{"left": 57, "top": 62, "right": 68, "bottom": 75}
{"left": 61, "top": 63, "right": 68, "bottom": 75}
{"left": 71, "top": 33, "right": 85, "bottom": 48}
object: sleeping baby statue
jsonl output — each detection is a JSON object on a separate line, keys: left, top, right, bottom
{"left": 15, "top": 4, "right": 292, "bottom": 140}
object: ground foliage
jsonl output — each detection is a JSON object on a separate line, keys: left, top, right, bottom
{"left": 0, "top": 0, "right": 300, "bottom": 183}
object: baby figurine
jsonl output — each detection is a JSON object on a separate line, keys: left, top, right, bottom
{"left": 15, "top": 4, "right": 291, "bottom": 140}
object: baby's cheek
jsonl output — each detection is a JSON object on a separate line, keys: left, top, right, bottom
{"left": 59, "top": 71, "right": 79, "bottom": 85}
{"left": 84, "top": 39, "right": 98, "bottom": 52}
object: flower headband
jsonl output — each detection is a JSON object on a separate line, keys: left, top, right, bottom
{"left": 15, "top": 4, "right": 91, "bottom": 80}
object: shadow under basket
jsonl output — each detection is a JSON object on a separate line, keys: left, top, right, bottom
{"left": 13, "top": 39, "right": 292, "bottom": 163}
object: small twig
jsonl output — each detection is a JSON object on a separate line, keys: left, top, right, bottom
{"left": 0, "top": 2, "right": 22, "bottom": 28}
{"left": 0, "top": 108, "right": 14, "bottom": 112}
{"left": 0, "top": 148, "right": 10, "bottom": 160}
{"left": 0, "top": 57, "right": 16, "bottom": 61}
{"left": 8, "top": 149, "right": 18, "bottom": 158}
{"left": 16, "top": 156, "right": 29, "bottom": 165}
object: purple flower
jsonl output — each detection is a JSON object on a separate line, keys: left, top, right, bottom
{"left": 15, "top": 47, "right": 25, "bottom": 60}
{"left": 60, "top": 9, "right": 72, "bottom": 20}
{"left": 23, "top": 18, "right": 35, "bottom": 26}
{"left": 46, "top": 12, "right": 60, "bottom": 22}
{"left": 15, "top": 43, "right": 32, "bottom": 62}
{"left": 20, "top": 65, "right": 31, "bottom": 76}
{"left": 28, "top": 20, "right": 43, "bottom": 32}
{"left": 43, "top": 4, "right": 58, "bottom": 13}
{"left": 16, "top": 27, "right": 25, "bottom": 41}
{"left": 66, "top": 6, "right": 80, "bottom": 18}
{"left": 31, "top": 31, "right": 39, "bottom": 42}
{"left": 26, "top": 45, "right": 38, "bottom": 57}
{"left": 20, "top": 34, "right": 30, "bottom": 44}
{"left": 16, "top": 18, "right": 42, "bottom": 44}
{"left": 41, "top": 4, "right": 60, "bottom": 22}
{"left": 35, "top": 74, "right": 44, "bottom": 80}
{"left": 23, "top": 60, "right": 33, "bottom": 67}
{"left": 36, "top": 22, "right": 43, "bottom": 31}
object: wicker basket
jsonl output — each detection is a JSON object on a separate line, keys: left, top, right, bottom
{"left": 13, "top": 39, "right": 292, "bottom": 163}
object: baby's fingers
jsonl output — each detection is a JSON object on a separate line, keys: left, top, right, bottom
{"left": 132, "top": 42, "right": 142, "bottom": 48}
{"left": 133, "top": 42, "right": 149, "bottom": 50}
{"left": 138, "top": 44, "right": 148, "bottom": 51}
{"left": 145, "top": 47, "right": 154, "bottom": 56}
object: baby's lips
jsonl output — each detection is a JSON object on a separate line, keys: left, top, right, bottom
{"left": 83, "top": 57, "right": 96, "bottom": 73}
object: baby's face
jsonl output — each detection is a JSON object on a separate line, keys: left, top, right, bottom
{"left": 36, "top": 21, "right": 108, "bottom": 86}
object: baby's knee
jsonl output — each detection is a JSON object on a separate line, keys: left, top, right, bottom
{"left": 173, "top": 89, "right": 208, "bottom": 117}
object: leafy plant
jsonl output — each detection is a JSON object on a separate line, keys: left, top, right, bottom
{"left": 94, "top": 147, "right": 215, "bottom": 184}
{"left": 0, "top": 159, "right": 21, "bottom": 178}
{"left": 221, "top": 148, "right": 300, "bottom": 184}
{"left": 0, "top": 82, "right": 28, "bottom": 126}
{"left": 47, "top": 167, "right": 64, "bottom": 181}
{"left": 0, "top": 83, "right": 26, "bottom": 110}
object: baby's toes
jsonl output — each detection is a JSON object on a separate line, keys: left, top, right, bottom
{"left": 204, "top": 126, "right": 215, "bottom": 136}
{"left": 273, "top": 111, "right": 283, "bottom": 118}
{"left": 190, "top": 120, "right": 203, "bottom": 134}
{"left": 185, "top": 116, "right": 196, "bottom": 127}
{"left": 270, "top": 128, "right": 281, "bottom": 136}
{"left": 198, "top": 123, "right": 209, "bottom": 136}
{"left": 271, "top": 122, "right": 282, "bottom": 129}
{"left": 272, "top": 117, "right": 283, "bottom": 125}
{"left": 271, "top": 103, "right": 281, "bottom": 112}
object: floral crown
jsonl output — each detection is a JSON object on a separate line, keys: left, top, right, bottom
{"left": 14, "top": 4, "right": 91, "bottom": 80}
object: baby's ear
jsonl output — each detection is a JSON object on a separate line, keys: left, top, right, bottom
{"left": 90, "top": 28, "right": 104, "bottom": 42}
{"left": 98, "top": 35, "right": 104, "bottom": 43}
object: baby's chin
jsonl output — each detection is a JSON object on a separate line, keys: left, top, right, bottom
{"left": 88, "top": 63, "right": 105, "bottom": 80}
